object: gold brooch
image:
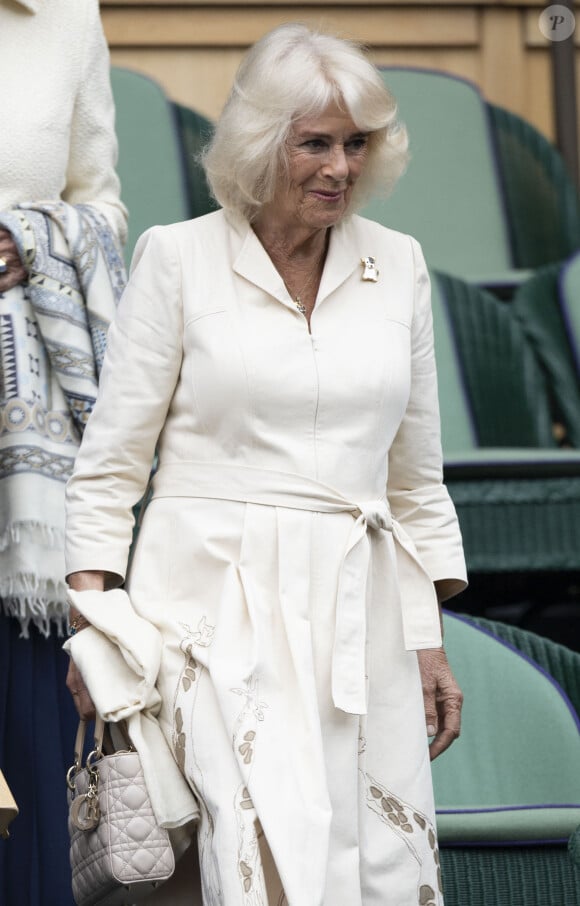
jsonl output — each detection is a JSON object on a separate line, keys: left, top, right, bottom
{"left": 361, "top": 256, "right": 379, "bottom": 282}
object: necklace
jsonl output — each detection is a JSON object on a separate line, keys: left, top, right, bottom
{"left": 283, "top": 260, "right": 322, "bottom": 317}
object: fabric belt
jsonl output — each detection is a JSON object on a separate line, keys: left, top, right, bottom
{"left": 151, "top": 461, "right": 440, "bottom": 715}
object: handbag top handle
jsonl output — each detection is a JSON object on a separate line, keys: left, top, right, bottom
{"left": 68, "top": 718, "right": 106, "bottom": 792}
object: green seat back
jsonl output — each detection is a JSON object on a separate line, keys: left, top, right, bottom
{"left": 433, "top": 613, "right": 580, "bottom": 843}
{"left": 435, "top": 272, "right": 556, "bottom": 447}
{"left": 561, "top": 250, "right": 580, "bottom": 379}
{"left": 111, "top": 67, "right": 189, "bottom": 266}
{"left": 488, "top": 103, "right": 580, "bottom": 269}
{"left": 430, "top": 273, "right": 477, "bottom": 453}
{"left": 362, "top": 68, "right": 512, "bottom": 278}
{"left": 513, "top": 262, "right": 580, "bottom": 448}
{"left": 172, "top": 102, "right": 217, "bottom": 220}
{"left": 468, "top": 615, "right": 580, "bottom": 719}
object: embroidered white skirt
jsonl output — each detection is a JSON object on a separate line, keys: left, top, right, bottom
{"left": 128, "top": 495, "right": 443, "bottom": 906}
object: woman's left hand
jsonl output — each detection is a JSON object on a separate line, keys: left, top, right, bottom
{"left": 66, "top": 656, "right": 96, "bottom": 721}
{"left": 417, "top": 647, "right": 463, "bottom": 761}
{"left": 0, "top": 229, "right": 27, "bottom": 293}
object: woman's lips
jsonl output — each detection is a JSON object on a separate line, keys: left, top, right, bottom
{"left": 309, "top": 189, "right": 344, "bottom": 201}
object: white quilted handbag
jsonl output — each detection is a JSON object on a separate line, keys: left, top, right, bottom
{"left": 67, "top": 718, "right": 175, "bottom": 906}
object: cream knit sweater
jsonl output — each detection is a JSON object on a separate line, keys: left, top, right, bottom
{"left": 0, "top": 0, "right": 127, "bottom": 630}
{"left": 0, "top": 0, "right": 127, "bottom": 242}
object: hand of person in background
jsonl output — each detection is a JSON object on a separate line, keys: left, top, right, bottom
{"left": 417, "top": 647, "right": 463, "bottom": 761}
{"left": 0, "top": 228, "right": 27, "bottom": 293}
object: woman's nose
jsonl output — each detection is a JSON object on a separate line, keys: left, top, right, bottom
{"left": 322, "top": 144, "right": 349, "bottom": 180}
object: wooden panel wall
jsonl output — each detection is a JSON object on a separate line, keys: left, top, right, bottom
{"left": 101, "top": 0, "right": 579, "bottom": 149}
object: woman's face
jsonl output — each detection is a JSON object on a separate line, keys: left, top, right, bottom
{"left": 269, "top": 101, "right": 369, "bottom": 233}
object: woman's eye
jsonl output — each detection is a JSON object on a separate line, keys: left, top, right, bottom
{"left": 347, "top": 137, "right": 368, "bottom": 153}
{"left": 304, "top": 139, "right": 327, "bottom": 151}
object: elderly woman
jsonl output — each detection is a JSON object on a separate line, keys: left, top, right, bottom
{"left": 65, "top": 23, "right": 467, "bottom": 906}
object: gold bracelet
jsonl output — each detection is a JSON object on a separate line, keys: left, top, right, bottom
{"left": 68, "top": 615, "right": 90, "bottom": 636}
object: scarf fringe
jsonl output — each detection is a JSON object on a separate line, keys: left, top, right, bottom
{"left": 0, "top": 521, "right": 64, "bottom": 552}
{"left": 1, "top": 569, "right": 68, "bottom": 639}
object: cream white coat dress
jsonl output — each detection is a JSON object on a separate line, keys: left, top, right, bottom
{"left": 65, "top": 209, "right": 467, "bottom": 906}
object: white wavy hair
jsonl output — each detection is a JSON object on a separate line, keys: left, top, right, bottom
{"left": 202, "top": 23, "right": 409, "bottom": 222}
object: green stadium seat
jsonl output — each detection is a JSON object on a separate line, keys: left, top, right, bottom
{"left": 437, "top": 613, "right": 580, "bottom": 905}
{"left": 171, "top": 102, "right": 216, "bottom": 220}
{"left": 434, "top": 613, "right": 580, "bottom": 843}
{"left": 431, "top": 272, "right": 580, "bottom": 575}
{"left": 512, "top": 258, "right": 580, "bottom": 448}
{"left": 110, "top": 67, "right": 190, "bottom": 265}
{"left": 560, "top": 250, "right": 580, "bottom": 379}
{"left": 363, "top": 68, "right": 580, "bottom": 294}
{"left": 488, "top": 104, "right": 580, "bottom": 270}
{"left": 362, "top": 68, "right": 513, "bottom": 280}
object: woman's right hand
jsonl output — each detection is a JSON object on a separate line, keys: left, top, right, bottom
{"left": 0, "top": 229, "right": 27, "bottom": 293}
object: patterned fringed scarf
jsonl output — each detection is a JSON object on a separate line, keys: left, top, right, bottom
{"left": 0, "top": 202, "right": 126, "bottom": 636}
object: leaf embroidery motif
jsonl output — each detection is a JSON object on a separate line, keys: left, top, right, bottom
{"left": 419, "top": 885, "right": 436, "bottom": 906}
{"left": 240, "top": 787, "right": 254, "bottom": 810}
{"left": 230, "top": 675, "right": 269, "bottom": 721}
{"left": 365, "top": 773, "right": 443, "bottom": 902}
{"left": 173, "top": 707, "right": 186, "bottom": 770}
{"left": 238, "top": 730, "right": 256, "bottom": 765}
{"left": 179, "top": 615, "right": 215, "bottom": 648}
{"left": 181, "top": 643, "right": 199, "bottom": 692}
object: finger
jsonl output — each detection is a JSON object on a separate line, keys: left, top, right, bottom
{"left": 66, "top": 660, "right": 96, "bottom": 720}
{"left": 421, "top": 681, "right": 439, "bottom": 739}
{"left": 0, "top": 245, "right": 22, "bottom": 269}
{"left": 65, "top": 659, "right": 79, "bottom": 695}
{"left": 0, "top": 267, "right": 27, "bottom": 292}
{"left": 75, "top": 686, "right": 96, "bottom": 722}
{"left": 0, "top": 232, "right": 20, "bottom": 253}
{"left": 424, "top": 700, "right": 438, "bottom": 740}
{"left": 429, "top": 701, "right": 462, "bottom": 761}
{"left": 429, "top": 725, "right": 460, "bottom": 761}
{"left": 66, "top": 657, "right": 85, "bottom": 691}
{"left": 70, "top": 682, "right": 96, "bottom": 720}
{"left": 0, "top": 233, "right": 25, "bottom": 290}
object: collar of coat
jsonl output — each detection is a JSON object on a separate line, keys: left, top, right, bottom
{"left": 228, "top": 211, "right": 362, "bottom": 308}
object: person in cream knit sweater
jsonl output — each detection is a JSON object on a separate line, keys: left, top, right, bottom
{"left": 0, "top": 1, "right": 127, "bottom": 903}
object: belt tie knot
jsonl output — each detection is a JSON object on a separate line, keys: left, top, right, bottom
{"left": 357, "top": 499, "right": 392, "bottom": 533}
{"left": 331, "top": 498, "right": 392, "bottom": 715}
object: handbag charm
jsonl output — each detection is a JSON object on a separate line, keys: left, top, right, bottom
{"left": 67, "top": 717, "right": 175, "bottom": 906}
{"left": 70, "top": 791, "right": 100, "bottom": 832}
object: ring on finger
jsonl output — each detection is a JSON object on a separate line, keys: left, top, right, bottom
{"left": 0, "top": 257, "right": 7, "bottom": 274}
